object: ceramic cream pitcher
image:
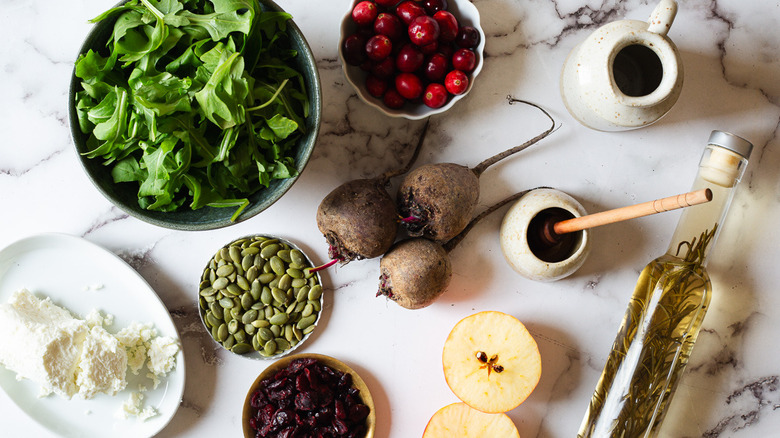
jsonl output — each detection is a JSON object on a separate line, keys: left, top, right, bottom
{"left": 560, "top": 0, "right": 683, "bottom": 131}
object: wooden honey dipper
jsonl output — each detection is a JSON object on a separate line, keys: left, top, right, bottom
{"left": 539, "top": 188, "right": 713, "bottom": 246}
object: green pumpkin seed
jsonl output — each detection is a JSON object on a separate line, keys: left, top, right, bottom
{"left": 293, "top": 327, "right": 303, "bottom": 341}
{"left": 260, "top": 239, "right": 279, "bottom": 248}
{"left": 226, "top": 284, "right": 242, "bottom": 296}
{"left": 261, "top": 287, "right": 273, "bottom": 305}
{"left": 263, "top": 339, "right": 277, "bottom": 355}
{"left": 291, "top": 278, "right": 307, "bottom": 288}
{"left": 296, "top": 287, "right": 309, "bottom": 302}
{"left": 308, "top": 285, "right": 323, "bottom": 301}
{"left": 269, "top": 313, "right": 289, "bottom": 325}
{"left": 217, "top": 323, "right": 228, "bottom": 342}
{"left": 277, "top": 249, "right": 292, "bottom": 263}
{"left": 275, "top": 338, "right": 291, "bottom": 351}
{"left": 246, "top": 266, "right": 259, "bottom": 283}
{"left": 286, "top": 268, "right": 303, "bottom": 279}
{"left": 303, "top": 325, "right": 316, "bottom": 335}
{"left": 209, "top": 303, "right": 224, "bottom": 319}
{"left": 296, "top": 314, "right": 317, "bottom": 330}
{"left": 260, "top": 244, "right": 280, "bottom": 259}
{"left": 241, "top": 292, "right": 253, "bottom": 310}
{"left": 212, "top": 277, "right": 229, "bottom": 290}
{"left": 269, "top": 256, "right": 285, "bottom": 275}
{"left": 229, "top": 246, "right": 242, "bottom": 264}
{"left": 270, "top": 324, "right": 282, "bottom": 337}
{"left": 253, "top": 317, "right": 270, "bottom": 327}
{"left": 234, "top": 330, "right": 247, "bottom": 344}
{"left": 308, "top": 300, "right": 321, "bottom": 312}
{"left": 258, "top": 327, "right": 274, "bottom": 341}
{"left": 200, "top": 286, "right": 217, "bottom": 297}
{"left": 278, "top": 274, "right": 292, "bottom": 291}
{"left": 294, "top": 301, "right": 306, "bottom": 313}
{"left": 241, "top": 246, "right": 260, "bottom": 257}
{"left": 302, "top": 303, "right": 314, "bottom": 318}
{"left": 211, "top": 323, "right": 220, "bottom": 340}
{"left": 224, "top": 334, "right": 236, "bottom": 349}
{"left": 271, "top": 287, "right": 288, "bottom": 304}
{"left": 254, "top": 254, "right": 265, "bottom": 268}
{"left": 252, "top": 333, "right": 262, "bottom": 351}
{"left": 206, "top": 312, "right": 220, "bottom": 328}
{"left": 228, "top": 319, "right": 239, "bottom": 334}
{"left": 263, "top": 262, "right": 273, "bottom": 274}
{"left": 219, "top": 297, "right": 234, "bottom": 309}
{"left": 258, "top": 272, "right": 275, "bottom": 284}
{"left": 232, "top": 343, "right": 252, "bottom": 354}
{"left": 242, "top": 309, "right": 258, "bottom": 324}
{"left": 250, "top": 280, "right": 262, "bottom": 300}
{"left": 264, "top": 306, "right": 275, "bottom": 320}
{"left": 290, "top": 249, "right": 306, "bottom": 266}
{"left": 245, "top": 323, "right": 256, "bottom": 335}
{"left": 216, "top": 264, "right": 234, "bottom": 277}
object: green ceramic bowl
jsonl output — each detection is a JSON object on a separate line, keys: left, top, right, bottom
{"left": 68, "top": 0, "right": 321, "bottom": 231}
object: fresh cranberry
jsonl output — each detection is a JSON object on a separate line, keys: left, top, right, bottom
{"left": 424, "top": 53, "right": 448, "bottom": 82}
{"left": 444, "top": 69, "right": 469, "bottom": 95}
{"left": 452, "top": 48, "right": 476, "bottom": 72}
{"left": 456, "top": 25, "right": 480, "bottom": 48}
{"left": 433, "top": 10, "right": 458, "bottom": 43}
{"left": 420, "top": 41, "right": 439, "bottom": 55}
{"left": 383, "top": 88, "right": 406, "bottom": 109}
{"left": 395, "top": 1, "right": 425, "bottom": 25}
{"left": 371, "top": 56, "right": 396, "bottom": 79}
{"left": 342, "top": 33, "right": 368, "bottom": 66}
{"left": 422, "top": 0, "right": 448, "bottom": 14}
{"left": 408, "top": 15, "right": 440, "bottom": 46}
{"left": 365, "top": 34, "right": 393, "bottom": 61}
{"left": 395, "top": 43, "right": 424, "bottom": 73}
{"left": 422, "top": 83, "right": 448, "bottom": 108}
{"left": 365, "top": 75, "right": 389, "bottom": 97}
{"left": 437, "top": 44, "right": 454, "bottom": 60}
{"left": 352, "top": 1, "right": 379, "bottom": 27}
{"left": 374, "top": 13, "right": 405, "bottom": 41}
{"left": 395, "top": 72, "right": 424, "bottom": 99}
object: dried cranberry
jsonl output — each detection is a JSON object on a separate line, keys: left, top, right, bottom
{"left": 295, "top": 391, "right": 317, "bottom": 411}
{"left": 349, "top": 403, "right": 370, "bottom": 422}
{"left": 332, "top": 418, "right": 350, "bottom": 435}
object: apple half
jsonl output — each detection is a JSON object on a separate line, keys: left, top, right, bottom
{"left": 422, "top": 402, "right": 520, "bottom": 438}
{"left": 442, "top": 311, "right": 541, "bottom": 413}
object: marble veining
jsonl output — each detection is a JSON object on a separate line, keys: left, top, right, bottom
{"left": 1, "top": 0, "right": 780, "bottom": 437}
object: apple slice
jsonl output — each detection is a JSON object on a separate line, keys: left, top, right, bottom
{"left": 442, "top": 311, "right": 541, "bottom": 413}
{"left": 422, "top": 402, "right": 520, "bottom": 438}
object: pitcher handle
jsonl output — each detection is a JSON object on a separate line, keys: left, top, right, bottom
{"left": 647, "top": 0, "right": 678, "bottom": 35}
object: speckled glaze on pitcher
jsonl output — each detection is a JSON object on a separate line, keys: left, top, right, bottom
{"left": 560, "top": 0, "right": 682, "bottom": 131}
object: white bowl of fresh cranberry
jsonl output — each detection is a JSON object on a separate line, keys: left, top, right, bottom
{"left": 339, "top": 0, "right": 485, "bottom": 119}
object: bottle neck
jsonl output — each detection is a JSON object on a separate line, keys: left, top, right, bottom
{"left": 665, "top": 146, "right": 747, "bottom": 265}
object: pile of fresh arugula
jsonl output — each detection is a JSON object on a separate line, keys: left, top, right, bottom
{"left": 74, "top": 0, "right": 310, "bottom": 221}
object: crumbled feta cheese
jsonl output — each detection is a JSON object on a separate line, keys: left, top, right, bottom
{"left": 115, "top": 322, "right": 157, "bottom": 375}
{"left": 117, "top": 391, "right": 158, "bottom": 421}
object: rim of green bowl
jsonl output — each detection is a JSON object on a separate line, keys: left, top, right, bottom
{"left": 68, "top": 0, "right": 322, "bottom": 231}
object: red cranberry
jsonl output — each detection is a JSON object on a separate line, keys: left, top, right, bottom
{"left": 395, "top": 72, "right": 424, "bottom": 99}
{"left": 352, "top": 1, "right": 379, "bottom": 27}
{"left": 452, "top": 48, "right": 476, "bottom": 72}
{"left": 456, "top": 25, "right": 480, "bottom": 48}
{"left": 408, "top": 15, "right": 440, "bottom": 46}
{"left": 395, "top": 1, "right": 425, "bottom": 25}
{"left": 371, "top": 56, "right": 396, "bottom": 79}
{"left": 396, "top": 43, "right": 424, "bottom": 73}
{"left": 420, "top": 41, "right": 439, "bottom": 55}
{"left": 342, "top": 34, "right": 368, "bottom": 66}
{"left": 433, "top": 10, "right": 458, "bottom": 43}
{"left": 374, "top": 13, "right": 405, "bottom": 41}
{"left": 365, "top": 34, "right": 393, "bottom": 61}
{"left": 444, "top": 69, "right": 469, "bottom": 95}
{"left": 383, "top": 88, "right": 406, "bottom": 109}
{"left": 424, "top": 53, "right": 448, "bottom": 82}
{"left": 422, "top": 0, "right": 448, "bottom": 15}
{"left": 422, "top": 83, "right": 448, "bottom": 108}
{"left": 365, "top": 75, "right": 389, "bottom": 97}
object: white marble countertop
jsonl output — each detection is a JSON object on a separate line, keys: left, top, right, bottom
{"left": 2, "top": 0, "right": 780, "bottom": 437}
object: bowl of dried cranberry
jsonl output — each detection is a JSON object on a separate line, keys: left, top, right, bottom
{"left": 243, "top": 353, "right": 376, "bottom": 437}
{"left": 339, "top": 0, "right": 485, "bottom": 120}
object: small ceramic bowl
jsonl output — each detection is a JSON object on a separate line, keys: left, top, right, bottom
{"left": 339, "top": 0, "right": 486, "bottom": 119}
{"left": 243, "top": 353, "right": 376, "bottom": 438}
{"left": 68, "top": 0, "right": 321, "bottom": 230}
{"left": 198, "top": 235, "right": 324, "bottom": 360}
{"left": 500, "top": 188, "right": 590, "bottom": 282}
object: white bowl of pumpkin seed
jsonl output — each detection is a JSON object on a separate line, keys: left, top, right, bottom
{"left": 198, "top": 235, "right": 324, "bottom": 359}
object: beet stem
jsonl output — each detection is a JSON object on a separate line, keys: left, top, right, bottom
{"left": 309, "top": 258, "right": 340, "bottom": 273}
{"left": 399, "top": 215, "right": 421, "bottom": 224}
{"left": 377, "top": 119, "right": 430, "bottom": 184}
{"left": 471, "top": 98, "right": 557, "bottom": 178}
{"left": 442, "top": 188, "right": 538, "bottom": 253}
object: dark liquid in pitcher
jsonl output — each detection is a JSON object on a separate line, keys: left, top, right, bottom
{"left": 527, "top": 208, "right": 582, "bottom": 263}
{"left": 612, "top": 44, "right": 663, "bottom": 97}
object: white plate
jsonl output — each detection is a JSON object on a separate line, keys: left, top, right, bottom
{"left": 0, "top": 233, "right": 185, "bottom": 438}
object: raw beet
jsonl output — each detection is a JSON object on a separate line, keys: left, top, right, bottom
{"left": 315, "top": 121, "right": 429, "bottom": 265}
{"left": 397, "top": 98, "right": 556, "bottom": 243}
{"left": 379, "top": 189, "right": 532, "bottom": 309}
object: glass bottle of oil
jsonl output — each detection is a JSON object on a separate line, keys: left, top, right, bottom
{"left": 577, "top": 131, "right": 753, "bottom": 438}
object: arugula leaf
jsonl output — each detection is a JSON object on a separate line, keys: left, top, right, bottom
{"left": 74, "top": 0, "right": 309, "bottom": 220}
